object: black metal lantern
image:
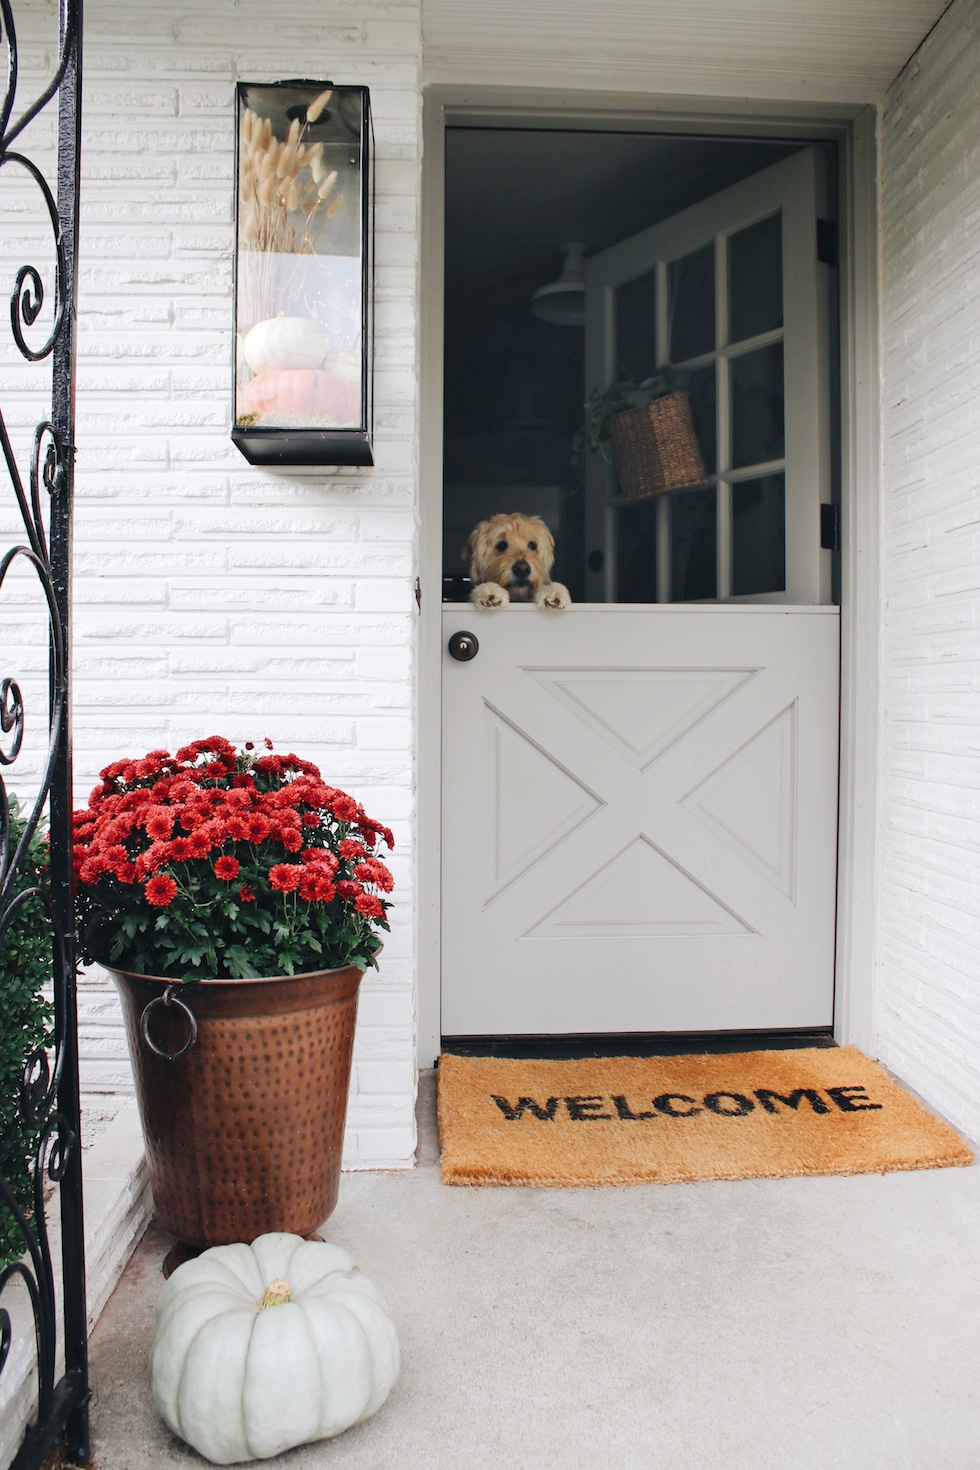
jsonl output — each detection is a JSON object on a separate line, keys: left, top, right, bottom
{"left": 232, "top": 80, "right": 373, "bottom": 466}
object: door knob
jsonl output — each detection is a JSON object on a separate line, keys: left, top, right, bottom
{"left": 448, "top": 630, "right": 479, "bottom": 661}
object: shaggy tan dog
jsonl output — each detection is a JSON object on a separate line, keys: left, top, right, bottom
{"left": 463, "top": 513, "right": 571, "bottom": 610}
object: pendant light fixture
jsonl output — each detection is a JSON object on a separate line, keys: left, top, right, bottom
{"left": 530, "top": 242, "right": 587, "bottom": 326}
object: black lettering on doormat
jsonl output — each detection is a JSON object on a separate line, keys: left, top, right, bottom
{"left": 491, "top": 1095, "right": 559, "bottom": 1121}
{"left": 703, "top": 1091, "right": 755, "bottom": 1116}
{"left": 488, "top": 1085, "right": 884, "bottom": 1122}
{"left": 826, "top": 1085, "right": 882, "bottom": 1113}
{"left": 612, "top": 1095, "right": 657, "bottom": 1121}
{"left": 653, "top": 1093, "right": 703, "bottom": 1118}
{"left": 755, "top": 1088, "right": 831, "bottom": 1115}
{"left": 564, "top": 1096, "right": 612, "bottom": 1121}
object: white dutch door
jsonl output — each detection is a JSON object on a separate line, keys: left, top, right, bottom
{"left": 442, "top": 148, "right": 840, "bottom": 1037}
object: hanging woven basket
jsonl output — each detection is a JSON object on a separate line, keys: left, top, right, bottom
{"left": 607, "top": 390, "right": 707, "bottom": 501}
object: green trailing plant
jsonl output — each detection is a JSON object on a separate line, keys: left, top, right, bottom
{"left": 571, "top": 366, "right": 690, "bottom": 470}
{"left": 0, "top": 797, "right": 54, "bottom": 1268}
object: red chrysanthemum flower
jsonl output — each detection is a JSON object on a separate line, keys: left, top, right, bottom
{"left": 298, "top": 868, "right": 321, "bottom": 902}
{"left": 144, "top": 807, "right": 174, "bottom": 840}
{"left": 302, "top": 847, "right": 338, "bottom": 873}
{"left": 186, "top": 830, "right": 212, "bottom": 859}
{"left": 79, "top": 856, "right": 107, "bottom": 886}
{"left": 339, "top": 838, "right": 365, "bottom": 860}
{"left": 169, "top": 836, "right": 192, "bottom": 861}
{"left": 269, "top": 863, "right": 301, "bottom": 893}
{"left": 331, "top": 795, "right": 359, "bottom": 822}
{"left": 303, "top": 812, "right": 320, "bottom": 828}
{"left": 103, "top": 843, "right": 129, "bottom": 870}
{"left": 135, "top": 841, "right": 171, "bottom": 878}
{"left": 355, "top": 893, "right": 384, "bottom": 918}
{"left": 355, "top": 859, "right": 395, "bottom": 894}
{"left": 145, "top": 874, "right": 178, "bottom": 907}
{"left": 214, "top": 856, "right": 240, "bottom": 881}
{"left": 238, "top": 882, "right": 256, "bottom": 903}
{"left": 248, "top": 814, "right": 272, "bottom": 842}
{"left": 335, "top": 879, "right": 362, "bottom": 900}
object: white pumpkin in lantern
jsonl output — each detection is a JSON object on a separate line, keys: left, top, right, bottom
{"left": 149, "top": 1233, "right": 399, "bottom": 1464}
{"left": 242, "top": 316, "right": 331, "bottom": 374}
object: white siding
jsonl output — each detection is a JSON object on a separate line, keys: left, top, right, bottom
{"left": 878, "top": 0, "right": 980, "bottom": 1140}
{"left": 422, "top": 0, "right": 948, "bottom": 104}
{"left": 2, "top": 0, "right": 422, "bottom": 1166}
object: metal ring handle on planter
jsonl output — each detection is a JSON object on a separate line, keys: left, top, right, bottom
{"left": 140, "top": 984, "right": 198, "bottom": 1061}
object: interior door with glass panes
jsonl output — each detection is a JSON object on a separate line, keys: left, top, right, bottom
{"left": 583, "top": 147, "right": 831, "bottom": 606}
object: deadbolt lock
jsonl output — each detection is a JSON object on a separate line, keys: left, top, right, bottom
{"left": 448, "top": 631, "right": 479, "bottom": 661}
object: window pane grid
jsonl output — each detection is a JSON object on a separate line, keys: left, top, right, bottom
{"left": 614, "top": 210, "right": 786, "bottom": 603}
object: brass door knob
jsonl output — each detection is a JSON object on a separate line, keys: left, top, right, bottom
{"left": 448, "top": 631, "right": 479, "bottom": 661}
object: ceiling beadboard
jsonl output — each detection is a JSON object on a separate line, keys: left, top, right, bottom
{"left": 422, "top": 0, "right": 949, "bottom": 103}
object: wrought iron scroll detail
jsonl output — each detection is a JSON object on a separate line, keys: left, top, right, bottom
{"left": 0, "top": 3, "right": 87, "bottom": 1468}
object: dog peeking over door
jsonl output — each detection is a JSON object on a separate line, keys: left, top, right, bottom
{"left": 464, "top": 513, "right": 571, "bottom": 610}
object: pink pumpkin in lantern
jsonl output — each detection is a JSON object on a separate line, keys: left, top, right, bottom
{"left": 238, "top": 369, "right": 360, "bottom": 427}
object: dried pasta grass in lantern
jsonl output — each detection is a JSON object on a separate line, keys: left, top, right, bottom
{"left": 72, "top": 737, "right": 394, "bottom": 980}
{"left": 234, "top": 80, "right": 367, "bottom": 436}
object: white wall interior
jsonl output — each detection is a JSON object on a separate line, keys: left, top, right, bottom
{"left": 877, "top": 0, "right": 980, "bottom": 1140}
{"left": 0, "top": 0, "right": 422, "bottom": 1167}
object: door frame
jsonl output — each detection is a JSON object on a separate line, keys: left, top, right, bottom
{"left": 417, "top": 87, "right": 881, "bottom": 1068}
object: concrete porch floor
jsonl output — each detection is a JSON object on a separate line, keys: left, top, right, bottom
{"left": 88, "top": 1072, "right": 980, "bottom": 1470}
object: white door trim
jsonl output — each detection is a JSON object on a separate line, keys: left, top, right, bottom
{"left": 417, "top": 87, "right": 881, "bottom": 1067}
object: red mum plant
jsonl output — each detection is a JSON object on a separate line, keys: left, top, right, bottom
{"left": 73, "top": 737, "right": 393, "bottom": 980}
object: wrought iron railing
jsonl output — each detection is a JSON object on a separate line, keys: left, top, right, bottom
{"left": 0, "top": 2, "right": 87, "bottom": 1466}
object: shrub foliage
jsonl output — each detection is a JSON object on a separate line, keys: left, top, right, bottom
{"left": 0, "top": 799, "right": 54, "bottom": 1268}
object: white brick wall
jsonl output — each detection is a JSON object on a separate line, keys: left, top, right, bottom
{"left": 2, "top": 0, "right": 421, "bottom": 1166}
{"left": 878, "top": 0, "right": 980, "bottom": 1139}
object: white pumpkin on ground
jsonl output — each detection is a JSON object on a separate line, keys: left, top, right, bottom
{"left": 242, "top": 316, "right": 331, "bottom": 374}
{"left": 149, "top": 1233, "right": 399, "bottom": 1464}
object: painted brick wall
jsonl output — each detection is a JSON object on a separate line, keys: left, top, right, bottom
{"left": 2, "top": 0, "right": 421, "bottom": 1165}
{"left": 877, "top": 0, "right": 980, "bottom": 1140}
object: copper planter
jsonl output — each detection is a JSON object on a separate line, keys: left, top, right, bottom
{"left": 108, "top": 963, "right": 363, "bottom": 1248}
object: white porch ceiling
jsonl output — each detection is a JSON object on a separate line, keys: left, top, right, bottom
{"left": 422, "top": 0, "right": 950, "bottom": 104}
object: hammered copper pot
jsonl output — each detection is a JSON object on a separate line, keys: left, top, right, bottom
{"left": 108, "top": 964, "right": 363, "bottom": 1248}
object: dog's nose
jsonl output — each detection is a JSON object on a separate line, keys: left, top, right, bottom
{"left": 512, "top": 560, "right": 531, "bottom": 579}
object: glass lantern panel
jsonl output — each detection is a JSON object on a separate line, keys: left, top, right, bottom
{"left": 235, "top": 83, "right": 364, "bottom": 432}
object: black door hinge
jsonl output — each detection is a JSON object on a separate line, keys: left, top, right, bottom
{"left": 817, "top": 219, "right": 838, "bottom": 268}
{"left": 415, "top": 576, "right": 422, "bottom": 611}
{"left": 820, "top": 503, "right": 841, "bottom": 552}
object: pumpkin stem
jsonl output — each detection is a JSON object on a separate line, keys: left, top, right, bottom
{"left": 259, "top": 1277, "right": 291, "bottom": 1309}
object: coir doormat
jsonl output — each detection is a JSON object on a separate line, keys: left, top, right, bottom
{"left": 437, "top": 1048, "right": 973, "bottom": 1186}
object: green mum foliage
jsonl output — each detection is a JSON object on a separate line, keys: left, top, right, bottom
{"left": 0, "top": 798, "right": 54, "bottom": 1268}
